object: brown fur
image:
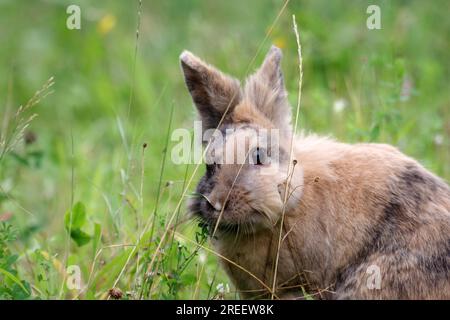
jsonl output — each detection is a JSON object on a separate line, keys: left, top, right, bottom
{"left": 180, "top": 46, "right": 450, "bottom": 299}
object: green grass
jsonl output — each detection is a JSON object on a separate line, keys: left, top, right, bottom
{"left": 0, "top": 0, "right": 448, "bottom": 299}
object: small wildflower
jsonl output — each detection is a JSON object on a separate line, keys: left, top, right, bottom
{"left": 333, "top": 98, "right": 347, "bottom": 114}
{"left": 97, "top": 13, "right": 116, "bottom": 35}
{"left": 273, "top": 36, "right": 286, "bottom": 49}
{"left": 198, "top": 252, "right": 206, "bottom": 264}
{"left": 216, "top": 283, "right": 230, "bottom": 294}
{"left": 108, "top": 287, "right": 123, "bottom": 300}
{"left": 0, "top": 212, "right": 13, "bottom": 222}
{"left": 434, "top": 134, "right": 444, "bottom": 146}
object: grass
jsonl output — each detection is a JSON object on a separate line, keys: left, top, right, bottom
{"left": 0, "top": 0, "right": 449, "bottom": 299}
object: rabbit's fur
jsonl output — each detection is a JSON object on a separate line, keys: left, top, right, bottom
{"left": 180, "top": 46, "right": 450, "bottom": 299}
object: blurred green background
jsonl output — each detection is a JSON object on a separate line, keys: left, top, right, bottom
{"left": 0, "top": 0, "right": 448, "bottom": 299}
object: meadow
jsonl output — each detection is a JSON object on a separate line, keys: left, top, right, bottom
{"left": 0, "top": 0, "right": 448, "bottom": 299}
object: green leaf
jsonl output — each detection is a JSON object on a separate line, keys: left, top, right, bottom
{"left": 0, "top": 267, "right": 30, "bottom": 295}
{"left": 182, "top": 273, "right": 197, "bottom": 285}
{"left": 64, "top": 202, "right": 92, "bottom": 247}
{"left": 64, "top": 202, "right": 87, "bottom": 231}
{"left": 6, "top": 254, "right": 19, "bottom": 268}
{"left": 10, "top": 281, "right": 31, "bottom": 299}
{"left": 70, "top": 229, "right": 91, "bottom": 247}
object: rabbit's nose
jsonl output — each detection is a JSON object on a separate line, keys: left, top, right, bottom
{"left": 207, "top": 190, "right": 228, "bottom": 212}
{"left": 212, "top": 201, "right": 223, "bottom": 212}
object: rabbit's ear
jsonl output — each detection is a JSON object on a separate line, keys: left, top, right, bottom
{"left": 245, "top": 46, "right": 291, "bottom": 129}
{"left": 180, "top": 51, "right": 242, "bottom": 130}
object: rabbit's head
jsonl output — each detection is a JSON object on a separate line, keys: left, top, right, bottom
{"left": 181, "top": 46, "right": 302, "bottom": 235}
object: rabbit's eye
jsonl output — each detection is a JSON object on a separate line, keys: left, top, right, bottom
{"left": 251, "top": 147, "right": 267, "bottom": 165}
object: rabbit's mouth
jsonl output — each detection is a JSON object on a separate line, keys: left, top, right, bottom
{"left": 189, "top": 197, "right": 274, "bottom": 236}
{"left": 202, "top": 216, "right": 265, "bottom": 237}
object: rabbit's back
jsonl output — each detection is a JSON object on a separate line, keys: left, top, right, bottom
{"left": 331, "top": 146, "right": 450, "bottom": 299}
{"left": 292, "top": 138, "right": 450, "bottom": 299}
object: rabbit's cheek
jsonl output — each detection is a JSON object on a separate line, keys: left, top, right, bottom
{"left": 272, "top": 169, "right": 304, "bottom": 213}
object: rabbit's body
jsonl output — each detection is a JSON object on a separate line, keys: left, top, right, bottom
{"left": 180, "top": 46, "right": 450, "bottom": 299}
{"left": 214, "top": 137, "right": 450, "bottom": 299}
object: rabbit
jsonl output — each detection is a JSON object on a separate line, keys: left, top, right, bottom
{"left": 180, "top": 45, "right": 450, "bottom": 299}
